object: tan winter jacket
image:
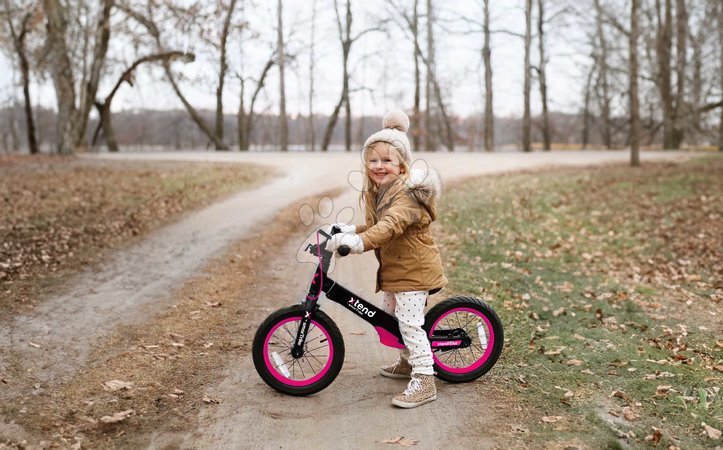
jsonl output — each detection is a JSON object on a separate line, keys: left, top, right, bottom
{"left": 357, "top": 170, "right": 448, "bottom": 294}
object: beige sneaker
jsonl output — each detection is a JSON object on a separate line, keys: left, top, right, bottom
{"left": 391, "top": 374, "right": 437, "bottom": 408}
{"left": 380, "top": 358, "right": 412, "bottom": 379}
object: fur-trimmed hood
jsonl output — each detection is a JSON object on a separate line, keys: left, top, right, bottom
{"left": 405, "top": 168, "right": 442, "bottom": 207}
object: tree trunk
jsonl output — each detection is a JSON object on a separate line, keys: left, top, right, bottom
{"left": 238, "top": 78, "right": 247, "bottom": 151}
{"left": 523, "top": 0, "right": 532, "bottom": 152}
{"left": 240, "top": 56, "right": 275, "bottom": 151}
{"left": 322, "top": 0, "right": 352, "bottom": 152}
{"left": 95, "top": 101, "right": 117, "bottom": 152}
{"left": 43, "top": 0, "right": 112, "bottom": 154}
{"left": 630, "top": 0, "right": 641, "bottom": 166}
{"left": 308, "top": 0, "right": 318, "bottom": 151}
{"left": 537, "top": 0, "right": 550, "bottom": 151}
{"left": 412, "top": 0, "right": 421, "bottom": 152}
{"left": 4, "top": 4, "right": 39, "bottom": 154}
{"left": 719, "top": 0, "right": 723, "bottom": 151}
{"left": 582, "top": 63, "right": 595, "bottom": 149}
{"left": 656, "top": 0, "right": 675, "bottom": 149}
{"left": 672, "top": 0, "right": 687, "bottom": 149}
{"left": 424, "top": 0, "right": 436, "bottom": 151}
{"left": 277, "top": 0, "right": 288, "bottom": 151}
{"left": 594, "top": 0, "right": 612, "bottom": 149}
{"left": 483, "top": 0, "right": 494, "bottom": 152}
{"left": 43, "top": 0, "right": 79, "bottom": 154}
{"left": 215, "top": 0, "right": 238, "bottom": 151}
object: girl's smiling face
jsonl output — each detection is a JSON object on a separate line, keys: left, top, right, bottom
{"left": 366, "top": 142, "right": 403, "bottom": 186}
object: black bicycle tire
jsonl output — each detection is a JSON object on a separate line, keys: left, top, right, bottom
{"left": 424, "top": 296, "right": 504, "bottom": 383}
{"left": 252, "top": 305, "right": 345, "bottom": 396}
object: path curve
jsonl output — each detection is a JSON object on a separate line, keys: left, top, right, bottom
{"left": 0, "top": 151, "right": 689, "bottom": 441}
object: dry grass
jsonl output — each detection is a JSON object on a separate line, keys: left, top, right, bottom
{"left": 0, "top": 156, "right": 275, "bottom": 315}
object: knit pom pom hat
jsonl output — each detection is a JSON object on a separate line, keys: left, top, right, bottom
{"left": 362, "top": 110, "right": 412, "bottom": 164}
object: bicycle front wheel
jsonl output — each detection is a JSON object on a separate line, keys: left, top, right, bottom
{"left": 252, "top": 305, "right": 345, "bottom": 396}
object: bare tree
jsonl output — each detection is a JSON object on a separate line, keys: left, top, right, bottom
{"left": 593, "top": 0, "right": 612, "bottom": 149}
{"left": 483, "top": 0, "right": 493, "bottom": 152}
{"left": 321, "top": 0, "right": 382, "bottom": 152}
{"left": 425, "top": 0, "right": 436, "bottom": 151}
{"left": 3, "top": 0, "right": 39, "bottom": 154}
{"left": 119, "top": 2, "right": 227, "bottom": 150}
{"left": 215, "top": 0, "right": 239, "bottom": 150}
{"left": 91, "top": 51, "right": 192, "bottom": 152}
{"left": 42, "top": 0, "right": 112, "bottom": 154}
{"left": 308, "top": 0, "right": 317, "bottom": 151}
{"left": 537, "top": 0, "right": 550, "bottom": 151}
{"left": 277, "top": 0, "right": 288, "bottom": 151}
{"left": 522, "top": 0, "right": 532, "bottom": 152}
{"left": 630, "top": 0, "right": 641, "bottom": 166}
{"left": 581, "top": 62, "right": 595, "bottom": 149}
{"left": 238, "top": 54, "right": 275, "bottom": 151}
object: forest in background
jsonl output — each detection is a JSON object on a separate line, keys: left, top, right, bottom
{"left": 1, "top": 0, "right": 722, "bottom": 157}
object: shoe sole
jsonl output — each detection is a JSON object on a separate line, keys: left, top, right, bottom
{"left": 391, "top": 395, "right": 437, "bottom": 408}
{"left": 379, "top": 369, "right": 411, "bottom": 379}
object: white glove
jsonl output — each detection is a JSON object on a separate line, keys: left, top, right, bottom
{"left": 325, "top": 233, "right": 364, "bottom": 254}
{"left": 331, "top": 223, "right": 356, "bottom": 234}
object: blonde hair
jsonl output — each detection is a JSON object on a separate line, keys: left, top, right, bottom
{"left": 360, "top": 141, "right": 411, "bottom": 223}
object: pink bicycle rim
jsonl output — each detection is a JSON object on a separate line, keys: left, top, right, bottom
{"left": 263, "top": 317, "right": 334, "bottom": 387}
{"left": 430, "top": 307, "right": 495, "bottom": 374}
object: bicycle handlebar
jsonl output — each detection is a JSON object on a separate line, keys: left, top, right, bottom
{"left": 330, "top": 225, "right": 350, "bottom": 257}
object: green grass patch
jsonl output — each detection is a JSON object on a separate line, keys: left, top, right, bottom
{"left": 439, "top": 157, "right": 723, "bottom": 448}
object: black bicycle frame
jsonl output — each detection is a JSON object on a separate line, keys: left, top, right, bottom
{"left": 291, "top": 231, "right": 470, "bottom": 355}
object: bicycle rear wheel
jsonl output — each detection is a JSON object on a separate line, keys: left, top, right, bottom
{"left": 424, "top": 296, "right": 504, "bottom": 383}
{"left": 252, "top": 305, "right": 345, "bottom": 396}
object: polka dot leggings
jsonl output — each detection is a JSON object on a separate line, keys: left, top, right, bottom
{"left": 381, "top": 291, "right": 434, "bottom": 376}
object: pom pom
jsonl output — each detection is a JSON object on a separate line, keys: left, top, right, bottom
{"left": 382, "top": 110, "right": 410, "bottom": 133}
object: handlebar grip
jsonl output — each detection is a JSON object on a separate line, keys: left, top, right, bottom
{"left": 338, "top": 245, "right": 350, "bottom": 257}
{"left": 331, "top": 225, "right": 342, "bottom": 235}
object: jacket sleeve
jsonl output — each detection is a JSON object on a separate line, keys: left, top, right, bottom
{"left": 359, "top": 192, "right": 421, "bottom": 251}
{"left": 356, "top": 224, "right": 368, "bottom": 233}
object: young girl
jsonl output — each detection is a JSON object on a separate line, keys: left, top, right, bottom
{"left": 325, "top": 110, "right": 447, "bottom": 408}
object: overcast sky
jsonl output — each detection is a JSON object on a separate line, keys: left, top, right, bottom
{"left": 0, "top": 0, "right": 593, "bottom": 120}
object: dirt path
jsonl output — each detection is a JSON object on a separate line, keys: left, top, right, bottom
{"left": 178, "top": 189, "right": 504, "bottom": 449}
{"left": 0, "top": 151, "right": 690, "bottom": 447}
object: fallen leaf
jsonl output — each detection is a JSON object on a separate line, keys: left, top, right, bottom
{"left": 645, "top": 427, "right": 662, "bottom": 443}
{"left": 580, "top": 369, "right": 594, "bottom": 375}
{"left": 204, "top": 301, "right": 221, "bottom": 307}
{"left": 202, "top": 395, "right": 220, "bottom": 404}
{"left": 28, "top": 342, "right": 41, "bottom": 348}
{"left": 610, "top": 390, "right": 632, "bottom": 402}
{"left": 622, "top": 407, "right": 639, "bottom": 422}
{"left": 171, "top": 342, "right": 185, "bottom": 348}
{"left": 102, "top": 380, "right": 134, "bottom": 392}
{"left": 203, "top": 342, "right": 214, "bottom": 348}
{"left": 382, "top": 436, "right": 419, "bottom": 447}
{"left": 544, "top": 346, "right": 566, "bottom": 356}
{"left": 542, "top": 416, "right": 563, "bottom": 423}
{"left": 564, "top": 359, "right": 583, "bottom": 366}
{"left": 552, "top": 307, "right": 566, "bottom": 317}
{"left": 99, "top": 409, "right": 133, "bottom": 424}
{"left": 656, "top": 385, "right": 673, "bottom": 395}
{"left": 702, "top": 422, "right": 721, "bottom": 439}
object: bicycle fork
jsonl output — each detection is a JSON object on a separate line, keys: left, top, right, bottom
{"left": 292, "top": 265, "right": 324, "bottom": 358}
